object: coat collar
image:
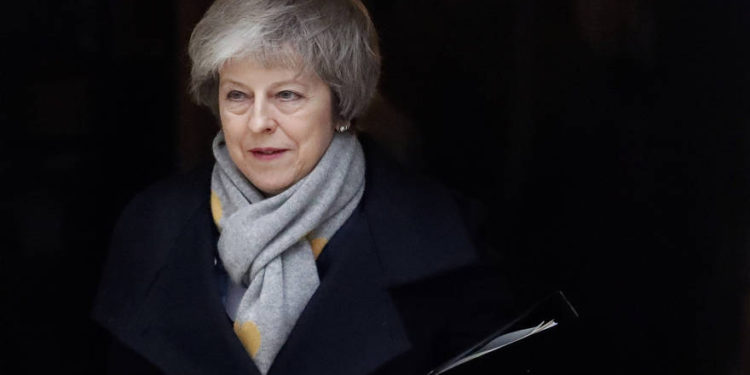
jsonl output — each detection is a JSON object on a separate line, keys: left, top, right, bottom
{"left": 114, "top": 201, "right": 259, "bottom": 375}
{"left": 104, "top": 144, "right": 479, "bottom": 375}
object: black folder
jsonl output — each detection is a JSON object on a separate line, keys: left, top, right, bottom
{"left": 429, "top": 291, "right": 579, "bottom": 375}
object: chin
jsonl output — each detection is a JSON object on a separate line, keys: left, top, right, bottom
{"left": 259, "top": 186, "right": 284, "bottom": 196}
{"left": 239, "top": 168, "right": 288, "bottom": 195}
{"left": 253, "top": 178, "right": 293, "bottom": 196}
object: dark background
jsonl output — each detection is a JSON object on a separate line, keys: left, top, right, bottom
{"left": 1, "top": 0, "right": 749, "bottom": 374}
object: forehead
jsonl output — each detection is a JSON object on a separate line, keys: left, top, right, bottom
{"left": 219, "top": 56, "right": 319, "bottom": 86}
{"left": 223, "top": 43, "right": 308, "bottom": 75}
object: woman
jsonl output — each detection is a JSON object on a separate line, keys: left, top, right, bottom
{"left": 93, "top": 0, "right": 513, "bottom": 374}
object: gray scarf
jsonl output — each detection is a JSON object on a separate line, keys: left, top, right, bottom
{"left": 210, "top": 131, "right": 365, "bottom": 374}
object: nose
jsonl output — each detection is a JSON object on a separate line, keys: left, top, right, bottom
{"left": 248, "top": 97, "right": 276, "bottom": 133}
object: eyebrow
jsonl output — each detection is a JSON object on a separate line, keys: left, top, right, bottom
{"left": 219, "top": 79, "right": 248, "bottom": 88}
{"left": 219, "top": 79, "right": 312, "bottom": 94}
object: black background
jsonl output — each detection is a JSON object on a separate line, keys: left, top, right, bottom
{"left": 1, "top": 0, "right": 748, "bottom": 373}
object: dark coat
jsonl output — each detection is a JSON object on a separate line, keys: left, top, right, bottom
{"left": 93, "top": 144, "right": 514, "bottom": 375}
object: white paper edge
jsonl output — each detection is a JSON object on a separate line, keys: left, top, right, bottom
{"left": 431, "top": 320, "right": 558, "bottom": 375}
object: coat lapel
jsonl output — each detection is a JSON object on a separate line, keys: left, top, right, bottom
{"left": 119, "top": 201, "right": 260, "bottom": 375}
{"left": 268, "top": 207, "right": 412, "bottom": 375}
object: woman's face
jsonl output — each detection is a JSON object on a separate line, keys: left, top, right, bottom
{"left": 218, "top": 58, "right": 336, "bottom": 195}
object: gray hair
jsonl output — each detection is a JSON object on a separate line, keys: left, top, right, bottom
{"left": 188, "top": 0, "right": 381, "bottom": 124}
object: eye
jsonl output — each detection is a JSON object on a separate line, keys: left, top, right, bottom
{"left": 226, "top": 90, "right": 247, "bottom": 101}
{"left": 276, "top": 90, "right": 302, "bottom": 101}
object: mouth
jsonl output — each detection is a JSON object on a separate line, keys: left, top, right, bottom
{"left": 249, "top": 147, "right": 288, "bottom": 160}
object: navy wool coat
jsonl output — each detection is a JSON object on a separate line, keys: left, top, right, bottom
{"left": 93, "top": 144, "right": 514, "bottom": 375}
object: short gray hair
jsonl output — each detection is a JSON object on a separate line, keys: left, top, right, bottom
{"left": 188, "top": 0, "right": 381, "bottom": 124}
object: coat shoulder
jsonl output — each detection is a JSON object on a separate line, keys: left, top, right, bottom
{"left": 93, "top": 166, "right": 214, "bottom": 328}
{"left": 362, "top": 143, "right": 487, "bottom": 285}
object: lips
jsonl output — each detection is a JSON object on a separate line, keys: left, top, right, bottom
{"left": 249, "top": 147, "right": 288, "bottom": 160}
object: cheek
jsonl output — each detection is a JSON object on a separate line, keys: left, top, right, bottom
{"left": 308, "top": 126, "right": 334, "bottom": 163}
{"left": 292, "top": 122, "right": 333, "bottom": 170}
{"left": 220, "top": 114, "right": 245, "bottom": 143}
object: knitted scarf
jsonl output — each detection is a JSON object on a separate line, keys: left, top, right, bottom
{"left": 209, "top": 131, "right": 365, "bottom": 374}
